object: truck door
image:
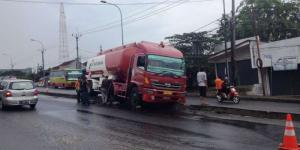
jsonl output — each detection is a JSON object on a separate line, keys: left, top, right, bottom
{"left": 130, "top": 54, "right": 145, "bottom": 87}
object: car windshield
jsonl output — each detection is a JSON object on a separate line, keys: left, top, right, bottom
{"left": 146, "top": 54, "right": 185, "bottom": 76}
{"left": 67, "top": 70, "right": 82, "bottom": 81}
{"left": 10, "top": 81, "right": 34, "bottom": 90}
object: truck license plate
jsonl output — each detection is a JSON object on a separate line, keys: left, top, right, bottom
{"left": 163, "top": 91, "right": 173, "bottom": 95}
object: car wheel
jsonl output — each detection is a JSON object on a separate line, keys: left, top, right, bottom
{"left": 30, "top": 104, "right": 36, "bottom": 110}
{"left": 129, "top": 87, "right": 142, "bottom": 110}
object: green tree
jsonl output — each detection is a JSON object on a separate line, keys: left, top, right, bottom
{"left": 165, "top": 32, "right": 220, "bottom": 90}
{"left": 165, "top": 31, "right": 220, "bottom": 68}
{"left": 236, "top": 0, "right": 300, "bottom": 41}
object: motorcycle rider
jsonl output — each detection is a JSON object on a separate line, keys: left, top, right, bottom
{"left": 221, "top": 76, "right": 230, "bottom": 98}
{"left": 214, "top": 76, "right": 224, "bottom": 95}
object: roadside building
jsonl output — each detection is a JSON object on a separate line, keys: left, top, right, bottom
{"left": 209, "top": 36, "right": 300, "bottom": 96}
{"left": 250, "top": 37, "right": 300, "bottom": 95}
{"left": 0, "top": 68, "right": 32, "bottom": 74}
{"left": 50, "top": 59, "right": 85, "bottom": 71}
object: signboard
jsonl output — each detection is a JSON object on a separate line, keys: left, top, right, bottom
{"left": 273, "top": 56, "right": 298, "bottom": 71}
{"left": 86, "top": 55, "right": 108, "bottom": 76}
{"left": 250, "top": 41, "right": 299, "bottom": 71}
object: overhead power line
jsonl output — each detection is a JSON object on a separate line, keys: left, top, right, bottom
{"left": 81, "top": 0, "right": 219, "bottom": 35}
{"left": 192, "top": 18, "right": 221, "bottom": 32}
{"left": 0, "top": 0, "right": 211, "bottom": 5}
{"left": 81, "top": 0, "right": 191, "bottom": 35}
{"left": 80, "top": 0, "right": 171, "bottom": 34}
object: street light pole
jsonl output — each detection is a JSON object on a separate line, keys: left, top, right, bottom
{"left": 31, "top": 39, "right": 46, "bottom": 77}
{"left": 2, "top": 53, "right": 14, "bottom": 70}
{"left": 100, "top": 0, "right": 124, "bottom": 46}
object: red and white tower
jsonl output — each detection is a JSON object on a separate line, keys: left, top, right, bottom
{"left": 59, "top": 3, "right": 69, "bottom": 63}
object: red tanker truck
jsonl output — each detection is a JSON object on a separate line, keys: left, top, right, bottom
{"left": 86, "top": 41, "right": 186, "bottom": 109}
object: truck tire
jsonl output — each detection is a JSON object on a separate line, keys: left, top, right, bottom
{"left": 129, "top": 87, "right": 142, "bottom": 110}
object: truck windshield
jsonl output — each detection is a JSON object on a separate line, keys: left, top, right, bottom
{"left": 147, "top": 54, "right": 185, "bottom": 76}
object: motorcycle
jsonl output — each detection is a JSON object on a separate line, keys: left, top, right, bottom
{"left": 216, "top": 86, "right": 240, "bottom": 104}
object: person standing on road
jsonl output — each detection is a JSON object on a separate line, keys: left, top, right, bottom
{"left": 197, "top": 68, "right": 207, "bottom": 105}
{"left": 75, "top": 77, "right": 81, "bottom": 104}
{"left": 80, "top": 76, "right": 90, "bottom": 106}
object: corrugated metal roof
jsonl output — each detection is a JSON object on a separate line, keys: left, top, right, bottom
{"left": 260, "top": 36, "right": 300, "bottom": 48}
{"left": 214, "top": 36, "right": 256, "bottom": 53}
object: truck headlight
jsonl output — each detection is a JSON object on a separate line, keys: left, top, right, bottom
{"left": 144, "top": 77, "right": 150, "bottom": 85}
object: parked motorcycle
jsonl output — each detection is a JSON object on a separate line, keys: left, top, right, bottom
{"left": 216, "top": 86, "right": 240, "bottom": 104}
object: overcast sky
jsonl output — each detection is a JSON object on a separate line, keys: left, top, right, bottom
{"left": 0, "top": 0, "right": 242, "bottom": 70}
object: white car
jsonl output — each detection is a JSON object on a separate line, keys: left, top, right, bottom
{"left": 0, "top": 79, "right": 39, "bottom": 110}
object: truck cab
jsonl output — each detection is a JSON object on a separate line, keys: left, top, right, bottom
{"left": 131, "top": 54, "right": 186, "bottom": 105}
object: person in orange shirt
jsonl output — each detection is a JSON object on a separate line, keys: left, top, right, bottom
{"left": 215, "top": 76, "right": 224, "bottom": 95}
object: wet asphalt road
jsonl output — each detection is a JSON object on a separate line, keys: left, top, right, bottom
{"left": 0, "top": 95, "right": 292, "bottom": 150}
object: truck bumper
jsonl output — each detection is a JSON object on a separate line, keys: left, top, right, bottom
{"left": 142, "top": 88, "right": 186, "bottom": 104}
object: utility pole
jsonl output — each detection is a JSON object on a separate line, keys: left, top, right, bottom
{"left": 251, "top": 6, "right": 266, "bottom": 96}
{"left": 100, "top": 44, "right": 103, "bottom": 54}
{"left": 72, "top": 33, "right": 82, "bottom": 69}
{"left": 222, "top": 0, "right": 229, "bottom": 78}
{"left": 41, "top": 50, "right": 45, "bottom": 74}
{"left": 230, "top": 0, "right": 237, "bottom": 85}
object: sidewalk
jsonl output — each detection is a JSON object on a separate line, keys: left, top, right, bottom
{"left": 187, "top": 96, "right": 300, "bottom": 121}
{"left": 187, "top": 92, "right": 300, "bottom": 103}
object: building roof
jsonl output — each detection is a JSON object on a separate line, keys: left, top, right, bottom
{"left": 209, "top": 39, "right": 254, "bottom": 63}
{"left": 51, "top": 59, "right": 76, "bottom": 70}
{"left": 214, "top": 37, "right": 256, "bottom": 53}
{"left": 259, "top": 36, "right": 300, "bottom": 49}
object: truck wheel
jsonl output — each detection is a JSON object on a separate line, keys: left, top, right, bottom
{"left": 129, "top": 87, "right": 142, "bottom": 110}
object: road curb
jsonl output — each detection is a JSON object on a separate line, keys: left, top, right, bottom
{"left": 188, "top": 105, "right": 300, "bottom": 121}
{"left": 187, "top": 94, "right": 300, "bottom": 104}
{"left": 40, "top": 92, "right": 300, "bottom": 121}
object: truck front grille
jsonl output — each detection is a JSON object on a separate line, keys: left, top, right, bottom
{"left": 151, "top": 81, "right": 181, "bottom": 90}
